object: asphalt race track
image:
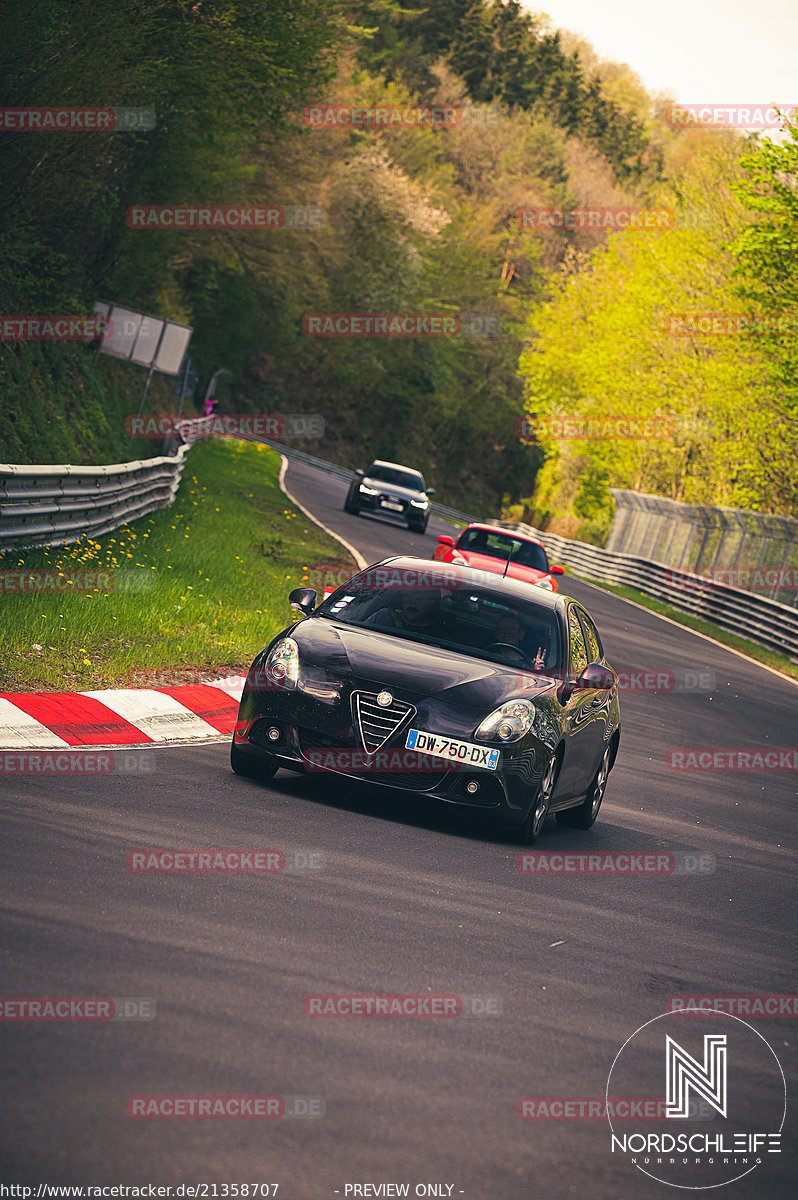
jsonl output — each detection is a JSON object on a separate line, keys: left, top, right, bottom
{"left": 1, "top": 457, "right": 796, "bottom": 1198}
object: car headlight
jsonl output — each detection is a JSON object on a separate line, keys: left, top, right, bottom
{"left": 475, "top": 699, "right": 536, "bottom": 743}
{"left": 359, "top": 484, "right": 379, "bottom": 495}
{"left": 536, "top": 577, "right": 554, "bottom": 591}
{"left": 265, "top": 637, "right": 299, "bottom": 689}
{"left": 410, "top": 498, "right": 429, "bottom": 508}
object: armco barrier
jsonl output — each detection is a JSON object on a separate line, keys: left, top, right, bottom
{"left": 0, "top": 417, "right": 218, "bottom": 553}
{"left": 0, "top": 447, "right": 191, "bottom": 553}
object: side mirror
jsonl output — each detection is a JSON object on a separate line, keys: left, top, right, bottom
{"left": 426, "top": 487, "right": 435, "bottom": 496}
{"left": 576, "top": 663, "right": 615, "bottom": 690}
{"left": 354, "top": 468, "right": 365, "bottom": 477}
{"left": 289, "top": 587, "right": 317, "bottom": 616}
{"left": 550, "top": 564, "right": 565, "bottom": 576}
{"left": 437, "top": 535, "right": 455, "bottom": 547}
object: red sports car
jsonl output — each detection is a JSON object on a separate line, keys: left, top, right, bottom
{"left": 433, "top": 523, "right": 565, "bottom": 592}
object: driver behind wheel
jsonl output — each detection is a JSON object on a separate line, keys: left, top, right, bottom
{"left": 493, "top": 612, "right": 547, "bottom": 669}
{"left": 494, "top": 612, "right": 523, "bottom": 645}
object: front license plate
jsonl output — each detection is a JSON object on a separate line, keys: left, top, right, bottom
{"left": 405, "top": 729, "right": 500, "bottom": 770}
{"left": 380, "top": 500, "right": 404, "bottom": 512}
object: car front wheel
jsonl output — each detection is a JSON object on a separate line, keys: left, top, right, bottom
{"left": 556, "top": 743, "right": 611, "bottom": 829}
{"left": 517, "top": 753, "right": 559, "bottom": 844}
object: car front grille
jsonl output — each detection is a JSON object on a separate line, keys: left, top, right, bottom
{"left": 298, "top": 727, "right": 448, "bottom": 791}
{"left": 352, "top": 691, "right": 415, "bottom": 753}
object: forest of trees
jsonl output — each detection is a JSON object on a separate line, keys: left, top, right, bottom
{"left": 1, "top": 0, "right": 795, "bottom": 531}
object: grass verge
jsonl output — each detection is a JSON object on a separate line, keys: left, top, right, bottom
{"left": 566, "top": 570, "right": 798, "bottom": 683}
{"left": 0, "top": 438, "right": 356, "bottom": 691}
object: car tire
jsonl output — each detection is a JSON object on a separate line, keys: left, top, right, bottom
{"left": 556, "top": 743, "right": 612, "bottom": 830}
{"left": 344, "top": 494, "right": 359, "bottom": 515}
{"left": 517, "top": 753, "right": 559, "bottom": 844}
{"left": 408, "top": 517, "right": 428, "bottom": 534}
{"left": 230, "top": 740, "right": 278, "bottom": 780}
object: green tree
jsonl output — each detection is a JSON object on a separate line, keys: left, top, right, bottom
{"left": 731, "top": 115, "right": 798, "bottom": 512}
{"left": 517, "top": 132, "right": 795, "bottom": 530}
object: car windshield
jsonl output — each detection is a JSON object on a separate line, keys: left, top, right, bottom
{"left": 457, "top": 528, "right": 549, "bottom": 572}
{"left": 366, "top": 464, "right": 425, "bottom": 491}
{"left": 317, "top": 570, "right": 562, "bottom": 672}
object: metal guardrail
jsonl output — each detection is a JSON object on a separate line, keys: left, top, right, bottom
{"left": 0, "top": 445, "right": 192, "bottom": 553}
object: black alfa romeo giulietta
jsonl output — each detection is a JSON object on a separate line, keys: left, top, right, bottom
{"left": 231, "top": 559, "right": 621, "bottom": 843}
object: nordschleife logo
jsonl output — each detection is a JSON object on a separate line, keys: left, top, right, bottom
{"left": 606, "top": 1010, "right": 785, "bottom": 1189}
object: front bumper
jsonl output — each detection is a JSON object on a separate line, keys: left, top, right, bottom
{"left": 355, "top": 491, "right": 428, "bottom": 521}
{"left": 233, "top": 682, "right": 545, "bottom": 828}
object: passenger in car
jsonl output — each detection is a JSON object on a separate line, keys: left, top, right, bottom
{"left": 366, "top": 590, "right": 445, "bottom": 635}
